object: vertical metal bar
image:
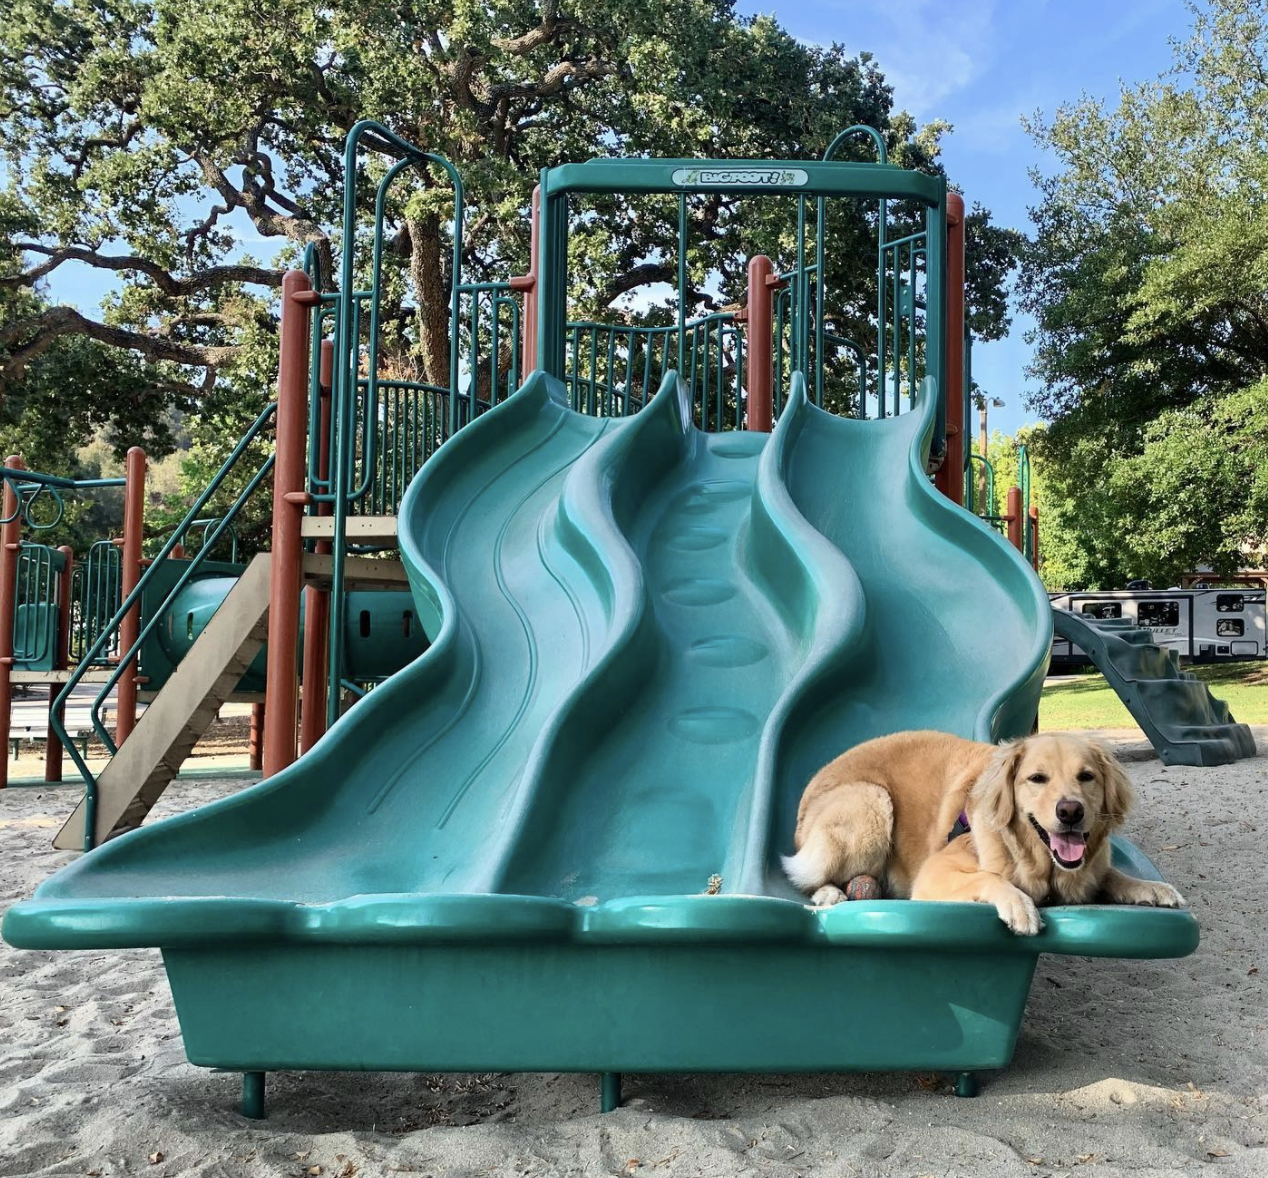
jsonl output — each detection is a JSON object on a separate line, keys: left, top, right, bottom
{"left": 678, "top": 194, "right": 688, "bottom": 373}
{"left": 44, "top": 545, "right": 73, "bottom": 783}
{"left": 794, "top": 198, "right": 807, "bottom": 372}
{"left": 1007, "top": 486, "right": 1024, "bottom": 553}
{"left": 588, "top": 326, "right": 598, "bottom": 416}
{"left": 938, "top": 193, "right": 967, "bottom": 504}
{"left": 264, "top": 270, "right": 314, "bottom": 775}
{"left": 522, "top": 186, "right": 540, "bottom": 373}
{"left": 891, "top": 246, "right": 900, "bottom": 414}
{"left": 746, "top": 256, "right": 774, "bottom": 431}
{"left": 248, "top": 702, "right": 264, "bottom": 771}
{"left": 926, "top": 195, "right": 949, "bottom": 459}
{"left": 907, "top": 243, "right": 917, "bottom": 409}
{"left": 301, "top": 341, "right": 334, "bottom": 753}
{"left": 0, "top": 459, "right": 24, "bottom": 789}
{"left": 115, "top": 446, "right": 146, "bottom": 745}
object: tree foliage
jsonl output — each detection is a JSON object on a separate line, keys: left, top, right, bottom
{"left": 1020, "top": 0, "right": 1268, "bottom": 585}
{"left": 1, "top": 1, "right": 1017, "bottom": 419}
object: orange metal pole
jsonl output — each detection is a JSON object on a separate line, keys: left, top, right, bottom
{"left": 44, "top": 544, "right": 74, "bottom": 782}
{"left": 248, "top": 701, "right": 264, "bottom": 771}
{"left": 1006, "top": 486, "right": 1024, "bottom": 553}
{"left": 263, "top": 270, "right": 315, "bottom": 777}
{"left": 935, "top": 193, "right": 966, "bottom": 504}
{"left": 300, "top": 339, "right": 334, "bottom": 754}
{"left": 519, "top": 185, "right": 541, "bottom": 374}
{"left": 1029, "top": 505, "right": 1040, "bottom": 571}
{"left": 115, "top": 446, "right": 146, "bottom": 745}
{"left": 746, "top": 255, "right": 775, "bottom": 432}
{"left": 0, "top": 457, "right": 24, "bottom": 789}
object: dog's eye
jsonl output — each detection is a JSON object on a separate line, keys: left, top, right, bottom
{"left": 1076, "top": 770, "right": 1096, "bottom": 783}
{"left": 1027, "top": 773, "right": 1048, "bottom": 784}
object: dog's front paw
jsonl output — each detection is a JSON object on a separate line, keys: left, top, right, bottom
{"left": 994, "top": 889, "right": 1043, "bottom": 935}
{"left": 1123, "top": 879, "right": 1186, "bottom": 909}
{"left": 810, "top": 884, "right": 847, "bottom": 908}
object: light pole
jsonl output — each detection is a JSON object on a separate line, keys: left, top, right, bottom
{"left": 974, "top": 393, "right": 1004, "bottom": 512}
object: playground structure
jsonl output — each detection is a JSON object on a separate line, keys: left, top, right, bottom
{"left": 2, "top": 124, "right": 1204, "bottom": 1114}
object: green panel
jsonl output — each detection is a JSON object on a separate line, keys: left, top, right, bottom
{"left": 138, "top": 561, "right": 427, "bottom": 693}
{"left": 164, "top": 942, "right": 1037, "bottom": 1074}
{"left": 546, "top": 159, "right": 943, "bottom": 204}
{"left": 3, "top": 370, "right": 1196, "bottom": 1089}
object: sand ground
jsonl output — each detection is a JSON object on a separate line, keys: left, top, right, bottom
{"left": 1, "top": 730, "right": 1265, "bottom": 1177}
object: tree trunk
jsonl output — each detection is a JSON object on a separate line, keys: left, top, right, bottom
{"left": 407, "top": 214, "right": 452, "bottom": 391}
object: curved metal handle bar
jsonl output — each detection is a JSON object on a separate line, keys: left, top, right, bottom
{"left": 176, "top": 517, "right": 241, "bottom": 564}
{"left": 823, "top": 125, "right": 888, "bottom": 165}
{"left": 0, "top": 479, "right": 65, "bottom": 530}
{"left": 51, "top": 401, "right": 279, "bottom": 842}
{"left": 328, "top": 120, "right": 465, "bottom": 729}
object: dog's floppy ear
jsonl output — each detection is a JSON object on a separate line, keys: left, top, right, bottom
{"left": 1090, "top": 740, "right": 1134, "bottom": 829}
{"left": 970, "top": 739, "right": 1025, "bottom": 832}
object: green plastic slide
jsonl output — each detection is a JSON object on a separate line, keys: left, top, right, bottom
{"left": 3, "top": 373, "right": 1197, "bottom": 1089}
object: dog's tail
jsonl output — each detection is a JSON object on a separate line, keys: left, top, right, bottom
{"left": 782, "top": 783, "right": 893, "bottom": 892}
{"left": 781, "top": 833, "right": 837, "bottom": 891}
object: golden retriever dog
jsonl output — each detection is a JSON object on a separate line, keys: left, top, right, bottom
{"left": 782, "top": 730, "right": 1185, "bottom": 934}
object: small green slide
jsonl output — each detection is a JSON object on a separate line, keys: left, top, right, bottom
{"left": 3, "top": 373, "right": 1197, "bottom": 1096}
{"left": 1052, "top": 609, "right": 1256, "bottom": 766}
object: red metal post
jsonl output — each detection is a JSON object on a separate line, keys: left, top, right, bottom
{"left": 115, "top": 446, "right": 146, "bottom": 745}
{"left": 263, "top": 270, "right": 315, "bottom": 777}
{"left": 745, "top": 255, "right": 775, "bottom": 432}
{"left": 248, "top": 701, "right": 265, "bottom": 771}
{"left": 0, "top": 457, "right": 24, "bottom": 789}
{"left": 935, "top": 193, "right": 966, "bottom": 504}
{"left": 1029, "top": 505, "right": 1040, "bottom": 571}
{"left": 44, "top": 545, "right": 74, "bottom": 782}
{"left": 300, "top": 339, "right": 334, "bottom": 754}
{"left": 1006, "top": 486, "right": 1024, "bottom": 553}
{"left": 518, "top": 185, "right": 541, "bottom": 374}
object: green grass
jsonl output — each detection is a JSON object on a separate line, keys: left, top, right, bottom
{"left": 1041, "top": 660, "right": 1268, "bottom": 730}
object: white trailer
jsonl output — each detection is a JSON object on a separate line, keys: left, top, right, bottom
{"left": 1050, "top": 588, "right": 1267, "bottom": 666}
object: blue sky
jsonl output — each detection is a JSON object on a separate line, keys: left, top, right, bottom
{"left": 42, "top": 0, "right": 1191, "bottom": 435}
{"left": 744, "top": 0, "right": 1188, "bottom": 433}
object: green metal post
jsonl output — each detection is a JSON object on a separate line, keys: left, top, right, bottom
{"left": 600, "top": 1072, "right": 622, "bottom": 1113}
{"left": 241, "top": 1071, "right": 266, "bottom": 1119}
{"left": 954, "top": 1071, "right": 979, "bottom": 1098}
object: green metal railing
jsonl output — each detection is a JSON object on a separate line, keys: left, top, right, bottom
{"left": 563, "top": 314, "right": 744, "bottom": 430}
{"left": 12, "top": 544, "right": 62, "bottom": 666}
{"left": 0, "top": 467, "right": 124, "bottom": 531}
{"left": 1018, "top": 442, "right": 1034, "bottom": 563}
{"left": 966, "top": 453, "right": 997, "bottom": 523}
{"left": 52, "top": 402, "right": 280, "bottom": 847}
{"left": 176, "top": 518, "right": 241, "bottom": 564}
{"left": 69, "top": 541, "right": 122, "bottom": 665}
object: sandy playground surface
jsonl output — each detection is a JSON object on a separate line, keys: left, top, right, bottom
{"left": 1, "top": 729, "right": 1265, "bottom": 1178}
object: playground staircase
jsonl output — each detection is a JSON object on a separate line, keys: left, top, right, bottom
{"left": 1051, "top": 608, "right": 1257, "bottom": 767}
{"left": 54, "top": 554, "right": 273, "bottom": 850}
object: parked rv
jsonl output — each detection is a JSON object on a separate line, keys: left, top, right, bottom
{"left": 1050, "top": 588, "right": 1267, "bottom": 667}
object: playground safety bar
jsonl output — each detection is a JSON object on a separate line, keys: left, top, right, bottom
{"left": 49, "top": 406, "right": 279, "bottom": 847}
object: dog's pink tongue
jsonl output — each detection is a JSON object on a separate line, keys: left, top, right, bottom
{"left": 1050, "top": 831, "right": 1087, "bottom": 864}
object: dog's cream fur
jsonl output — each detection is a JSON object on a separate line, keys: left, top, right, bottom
{"left": 783, "top": 730, "right": 1185, "bottom": 934}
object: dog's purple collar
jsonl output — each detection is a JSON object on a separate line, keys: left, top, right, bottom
{"left": 948, "top": 811, "right": 971, "bottom": 841}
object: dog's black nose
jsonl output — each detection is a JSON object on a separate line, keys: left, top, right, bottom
{"left": 1056, "top": 798, "right": 1084, "bottom": 827}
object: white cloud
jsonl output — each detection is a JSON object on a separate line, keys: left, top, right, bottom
{"left": 825, "top": 0, "right": 1003, "bottom": 116}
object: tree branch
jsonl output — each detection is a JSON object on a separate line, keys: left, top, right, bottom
{"left": 0, "top": 306, "right": 237, "bottom": 384}
{"left": 3, "top": 243, "right": 283, "bottom": 295}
